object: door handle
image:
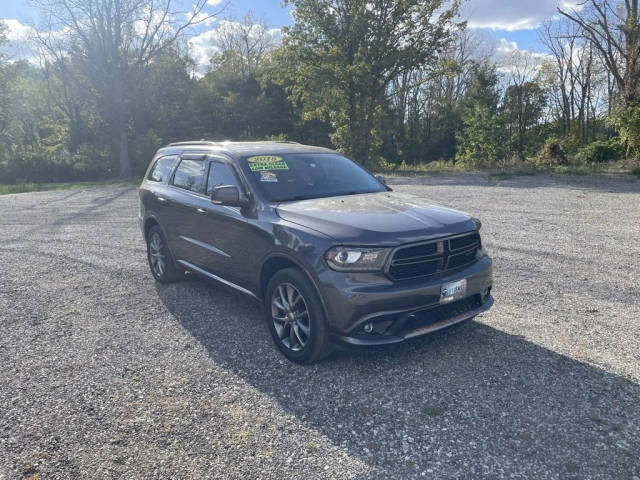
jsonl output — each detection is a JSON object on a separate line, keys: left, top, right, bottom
{"left": 196, "top": 208, "right": 208, "bottom": 215}
{"left": 155, "top": 195, "right": 167, "bottom": 203}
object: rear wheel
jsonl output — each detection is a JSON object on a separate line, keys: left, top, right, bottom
{"left": 265, "top": 268, "right": 333, "bottom": 364}
{"left": 146, "top": 225, "right": 182, "bottom": 283}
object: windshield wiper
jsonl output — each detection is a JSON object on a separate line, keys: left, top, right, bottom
{"left": 278, "top": 190, "right": 375, "bottom": 203}
{"left": 278, "top": 194, "right": 331, "bottom": 202}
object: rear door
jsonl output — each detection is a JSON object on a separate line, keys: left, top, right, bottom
{"left": 162, "top": 153, "right": 209, "bottom": 263}
{"left": 140, "top": 154, "right": 179, "bottom": 236}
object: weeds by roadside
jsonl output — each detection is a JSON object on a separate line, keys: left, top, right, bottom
{"left": 378, "top": 157, "right": 639, "bottom": 180}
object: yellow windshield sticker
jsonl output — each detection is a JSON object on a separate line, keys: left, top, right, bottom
{"left": 247, "top": 155, "right": 289, "bottom": 171}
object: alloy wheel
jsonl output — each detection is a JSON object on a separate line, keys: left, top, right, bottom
{"left": 271, "top": 283, "right": 310, "bottom": 352}
{"left": 148, "top": 232, "right": 167, "bottom": 278}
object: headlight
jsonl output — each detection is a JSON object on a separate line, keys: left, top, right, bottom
{"left": 324, "top": 246, "right": 391, "bottom": 272}
{"left": 472, "top": 217, "right": 482, "bottom": 230}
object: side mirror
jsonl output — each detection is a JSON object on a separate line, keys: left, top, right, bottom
{"left": 376, "top": 175, "right": 387, "bottom": 186}
{"left": 211, "top": 185, "right": 247, "bottom": 207}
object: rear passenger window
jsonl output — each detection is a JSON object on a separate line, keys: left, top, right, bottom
{"left": 206, "top": 162, "right": 240, "bottom": 196}
{"left": 148, "top": 155, "right": 178, "bottom": 182}
{"left": 172, "top": 159, "right": 205, "bottom": 193}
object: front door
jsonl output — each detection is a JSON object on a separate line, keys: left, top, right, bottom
{"left": 186, "top": 158, "right": 251, "bottom": 288}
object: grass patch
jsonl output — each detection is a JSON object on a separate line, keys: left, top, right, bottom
{"left": 0, "top": 179, "right": 139, "bottom": 195}
{"left": 423, "top": 406, "right": 443, "bottom": 417}
{"left": 489, "top": 171, "right": 515, "bottom": 181}
{"left": 554, "top": 165, "right": 589, "bottom": 176}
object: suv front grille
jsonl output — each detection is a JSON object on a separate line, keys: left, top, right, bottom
{"left": 388, "top": 232, "right": 481, "bottom": 281}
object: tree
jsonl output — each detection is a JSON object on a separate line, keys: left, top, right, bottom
{"left": 281, "top": 0, "right": 462, "bottom": 166}
{"left": 211, "top": 12, "right": 279, "bottom": 77}
{"left": 388, "top": 29, "right": 492, "bottom": 164}
{"left": 191, "top": 13, "right": 295, "bottom": 142}
{"left": 34, "top": 0, "right": 228, "bottom": 177}
{"left": 503, "top": 81, "right": 547, "bottom": 158}
{"left": 456, "top": 64, "right": 507, "bottom": 165}
{"left": 501, "top": 51, "right": 547, "bottom": 158}
{"left": 559, "top": 0, "right": 640, "bottom": 107}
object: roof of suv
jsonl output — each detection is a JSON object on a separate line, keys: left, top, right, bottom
{"left": 156, "top": 141, "right": 336, "bottom": 159}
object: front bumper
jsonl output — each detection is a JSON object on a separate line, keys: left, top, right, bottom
{"left": 317, "top": 256, "right": 493, "bottom": 345}
{"left": 334, "top": 294, "right": 493, "bottom": 346}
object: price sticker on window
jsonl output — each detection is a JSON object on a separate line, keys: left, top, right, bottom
{"left": 248, "top": 156, "right": 289, "bottom": 171}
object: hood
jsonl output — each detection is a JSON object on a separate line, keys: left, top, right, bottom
{"left": 276, "top": 191, "right": 476, "bottom": 245}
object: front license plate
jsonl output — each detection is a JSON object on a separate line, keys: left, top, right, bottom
{"left": 440, "top": 279, "right": 467, "bottom": 302}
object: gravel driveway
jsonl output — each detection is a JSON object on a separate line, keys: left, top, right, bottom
{"left": 1, "top": 173, "right": 639, "bottom": 479}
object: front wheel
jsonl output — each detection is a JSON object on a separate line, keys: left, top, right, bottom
{"left": 265, "top": 268, "right": 333, "bottom": 364}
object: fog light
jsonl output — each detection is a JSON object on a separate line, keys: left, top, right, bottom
{"left": 363, "top": 323, "right": 374, "bottom": 333}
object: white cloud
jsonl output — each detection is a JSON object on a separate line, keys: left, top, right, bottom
{"left": 188, "top": 26, "right": 223, "bottom": 69}
{"left": 206, "top": 0, "right": 225, "bottom": 5}
{"left": 188, "top": 11, "right": 218, "bottom": 26}
{"left": 496, "top": 38, "right": 518, "bottom": 54}
{"left": 0, "top": 18, "right": 38, "bottom": 62}
{"left": 3, "top": 18, "right": 34, "bottom": 42}
{"left": 461, "top": 0, "right": 584, "bottom": 31}
{"left": 491, "top": 38, "right": 552, "bottom": 79}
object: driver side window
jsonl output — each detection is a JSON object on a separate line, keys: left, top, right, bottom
{"left": 206, "top": 161, "right": 240, "bottom": 196}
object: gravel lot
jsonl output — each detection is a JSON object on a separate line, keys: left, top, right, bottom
{"left": 1, "top": 173, "right": 639, "bottom": 479}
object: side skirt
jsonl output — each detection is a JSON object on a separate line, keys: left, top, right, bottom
{"left": 177, "top": 259, "right": 259, "bottom": 300}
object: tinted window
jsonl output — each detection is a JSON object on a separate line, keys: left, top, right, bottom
{"left": 172, "top": 159, "right": 205, "bottom": 193}
{"left": 206, "top": 162, "right": 240, "bottom": 196}
{"left": 239, "top": 153, "right": 386, "bottom": 202}
{"left": 148, "top": 155, "right": 178, "bottom": 182}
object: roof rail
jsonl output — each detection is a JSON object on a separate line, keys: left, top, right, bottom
{"left": 270, "top": 140, "right": 300, "bottom": 144}
{"left": 168, "top": 140, "right": 218, "bottom": 146}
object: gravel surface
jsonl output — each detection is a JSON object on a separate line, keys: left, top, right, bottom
{"left": 1, "top": 173, "right": 639, "bottom": 479}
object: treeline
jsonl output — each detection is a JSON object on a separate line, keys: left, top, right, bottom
{"left": 0, "top": 0, "right": 639, "bottom": 184}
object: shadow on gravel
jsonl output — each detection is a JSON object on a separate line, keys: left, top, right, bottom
{"left": 156, "top": 276, "right": 640, "bottom": 479}
{"left": 17, "top": 187, "right": 136, "bottom": 234}
{"left": 389, "top": 173, "right": 640, "bottom": 194}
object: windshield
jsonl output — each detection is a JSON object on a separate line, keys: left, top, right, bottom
{"left": 239, "top": 153, "right": 386, "bottom": 202}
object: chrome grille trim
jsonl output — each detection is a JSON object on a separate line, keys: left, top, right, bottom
{"left": 387, "top": 232, "right": 481, "bottom": 281}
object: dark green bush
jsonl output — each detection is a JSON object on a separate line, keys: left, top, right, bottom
{"left": 574, "top": 140, "right": 623, "bottom": 163}
{"left": 0, "top": 145, "right": 113, "bottom": 184}
{"left": 536, "top": 137, "right": 568, "bottom": 167}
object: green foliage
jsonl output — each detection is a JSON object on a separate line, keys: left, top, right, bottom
{"left": 282, "top": 0, "right": 461, "bottom": 166}
{"left": 456, "top": 64, "right": 507, "bottom": 167}
{"left": 535, "top": 137, "right": 568, "bottom": 167}
{"left": 0, "top": 145, "right": 113, "bottom": 184}
{"left": 503, "top": 81, "right": 546, "bottom": 158}
{"left": 574, "top": 140, "right": 624, "bottom": 164}
{"left": 130, "top": 130, "right": 163, "bottom": 176}
{"left": 606, "top": 106, "right": 640, "bottom": 158}
{"left": 1, "top": 4, "right": 638, "bottom": 186}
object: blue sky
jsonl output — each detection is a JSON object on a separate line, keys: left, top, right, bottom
{"left": 1, "top": 0, "right": 582, "bottom": 67}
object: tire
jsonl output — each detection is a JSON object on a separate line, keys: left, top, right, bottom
{"left": 146, "top": 225, "right": 183, "bottom": 283}
{"left": 265, "top": 268, "right": 333, "bottom": 364}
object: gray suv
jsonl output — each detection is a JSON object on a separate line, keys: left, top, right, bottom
{"left": 139, "top": 141, "right": 493, "bottom": 363}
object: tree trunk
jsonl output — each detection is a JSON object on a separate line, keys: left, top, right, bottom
{"left": 118, "top": 123, "right": 131, "bottom": 178}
